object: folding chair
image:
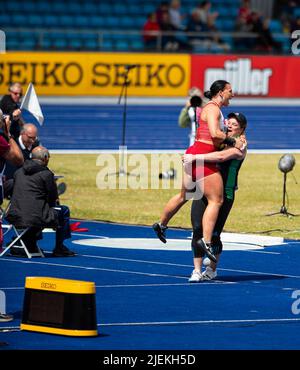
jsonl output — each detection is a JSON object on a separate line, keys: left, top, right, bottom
{"left": 0, "top": 226, "right": 44, "bottom": 258}
{"left": 0, "top": 205, "right": 44, "bottom": 258}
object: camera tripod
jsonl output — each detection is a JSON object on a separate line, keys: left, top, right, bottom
{"left": 108, "top": 66, "right": 137, "bottom": 177}
{"left": 266, "top": 172, "right": 296, "bottom": 217}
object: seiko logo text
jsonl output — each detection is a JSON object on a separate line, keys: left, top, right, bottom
{"left": 0, "top": 63, "right": 185, "bottom": 88}
{"left": 41, "top": 282, "right": 57, "bottom": 290}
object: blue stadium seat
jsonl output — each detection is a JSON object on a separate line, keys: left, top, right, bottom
{"left": 6, "top": 39, "right": 20, "bottom": 51}
{"left": 85, "top": 38, "right": 99, "bottom": 50}
{"left": 67, "top": 3, "right": 83, "bottom": 15}
{"left": 98, "top": 3, "right": 112, "bottom": 15}
{"left": 128, "top": 4, "right": 142, "bottom": 15}
{"left": 112, "top": 3, "right": 128, "bottom": 15}
{"left": 69, "top": 39, "right": 83, "bottom": 50}
{"left": 5, "top": 1, "right": 21, "bottom": 13}
{"left": 105, "top": 16, "right": 121, "bottom": 29}
{"left": 101, "top": 39, "right": 114, "bottom": 51}
{"left": 52, "top": 38, "right": 68, "bottom": 50}
{"left": 58, "top": 15, "right": 75, "bottom": 28}
{"left": 74, "top": 15, "right": 90, "bottom": 28}
{"left": 143, "top": 4, "right": 156, "bottom": 14}
{"left": 131, "top": 39, "right": 144, "bottom": 51}
{"left": 274, "top": 34, "right": 290, "bottom": 53}
{"left": 36, "top": 2, "right": 52, "bottom": 13}
{"left": 269, "top": 20, "right": 283, "bottom": 33}
{"left": 28, "top": 15, "right": 44, "bottom": 27}
{"left": 222, "top": 19, "right": 235, "bottom": 31}
{"left": 20, "top": 39, "right": 36, "bottom": 50}
{"left": 294, "top": 8, "right": 300, "bottom": 17}
{"left": 119, "top": 17, "right": 137, "bottom": 29}
{"left": 89, "top": 16, "right": 106, "bottom": 28}
{"left": 22, "top": 2, "right": 36, "bottom": 12}
{"left": 40, "top": 37, "right": 52, "bottom": 50}
{"left": 81, "top": 3, "right": 98, "bottom": 15}
{"left": 11, "top": 14, "right": 27, "bottom": 25}
{"left": 115, "top": 40, "right": 130, "bottom": 51}
{"left": 44, "top": 15, "right": 60, "bottom": 28}
{"left": 0, "top": 14, "right": 11, "bottom": 27}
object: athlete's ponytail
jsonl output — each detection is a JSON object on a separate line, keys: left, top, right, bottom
{"left": 204, "top": 80, "right": 229, "bottom": 100}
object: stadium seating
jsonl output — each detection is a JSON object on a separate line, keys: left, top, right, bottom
{"left": 0, "top": 0, "right": 291, "bottom": 53}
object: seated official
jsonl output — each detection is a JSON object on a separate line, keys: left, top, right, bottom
{"left": 4, "top": 123, "right": 39, "bottom": 178}
{"left": 6, "top": 146, "right": 75, "bottom": 257}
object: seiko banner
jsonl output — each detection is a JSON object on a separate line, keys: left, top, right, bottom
{"left": 0, "top": 52, "right": 190, "bottom": 96}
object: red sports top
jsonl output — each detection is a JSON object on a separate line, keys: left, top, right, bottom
{"left": 195, "top": 101, "right": 224, "bottom": 142}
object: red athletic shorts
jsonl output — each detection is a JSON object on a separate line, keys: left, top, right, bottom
{"left": 185, "top": 141, "right": 219, "bottom": 180}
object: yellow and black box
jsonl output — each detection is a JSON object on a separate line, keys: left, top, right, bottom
{"left": 21, "top": 277, "right": 98, "bottom": 337}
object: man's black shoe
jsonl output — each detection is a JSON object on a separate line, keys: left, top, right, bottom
{"left": 9, "top": 246, "right": 27, "bottom": 257}
{"left": 152, "top": 222, "right": 168, "bottom": 243}
{"left": 196, "top": 238, "right": 217, "bottom": 263}
{"left": 52, "top": 245, "right": 75, "bottom": 257}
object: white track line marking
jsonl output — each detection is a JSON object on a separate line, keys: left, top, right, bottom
{"left": 3, "top": 317, "right": 300, "bottom": 332}
{"left": 79, "top": 254, "right": 300, "bottom": 279}
{"left": 98, "top": 317, "right": 300, "bottom": 327}
{"left": 95, "top": 281, "right": 233, "bottom": 288}
{"left": 0, "top": 258, "right": 190, "bottom": 280}
{"left": 72, "top": 233, "right": 109, "bottom": 238}
{"left": 81, "top": 254, "right": 192, "bottom": 267}
{"left": 243, "top": 250, "right": 280, "bottom": 255}
{"left": 2, "top": 255, "right": 300, "bottom": 280}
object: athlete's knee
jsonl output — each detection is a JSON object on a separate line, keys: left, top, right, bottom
{"left": 211, "top": 197, "right": 223, "bottom": 208}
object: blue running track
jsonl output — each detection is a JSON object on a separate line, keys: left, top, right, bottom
{"left": 1, "top": 220, "right": 300, "bottom": 354}
{"left": 22, "top": 104, "right": 300, "bottom": 150}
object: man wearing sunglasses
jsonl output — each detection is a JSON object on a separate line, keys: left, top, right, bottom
{"left": 0, "top": 82, "right": 25, "bottom": 140}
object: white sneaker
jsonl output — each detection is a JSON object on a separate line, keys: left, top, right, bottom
{"left": 188, "top": 269, "right": 203, "bottom": 283}
{"left": 202, "top": 266, "right": 217, "bottom": 280}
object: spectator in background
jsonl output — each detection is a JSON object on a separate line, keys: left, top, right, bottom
{"left": 186, "top": 8, "right": 211, "bottom": 47}
{"left": 143, "top": 12, "right": 161, "bottom": 50}
{"left": 251, "top": 11, "right": 282, "bottom": 53}
{"left": 238, "top": 0, "right": 253, "bottom": 23}
{"left": 168, "top": 0, "right": 186, "bottom": 30}
{"left": 159, "top": 11, "right": 191, "bottom": 51}
{"left": 189, "top": 1, "right": 229, "bottom": 52}
{"left": 192, "top": 1, "right": 219, "bottom": 31}
{"left": 235, "top": 1, "right": 255, "bottom": 51}
{"left": 156, "top": 1, "right": 169, "bottom": 27}
{"left": 275, "top": 0, "right": 300, "bottom": 22}
{"left": 0, "top": 83, "right": 25, "bottom": 140}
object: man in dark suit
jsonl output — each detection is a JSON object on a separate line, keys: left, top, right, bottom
{"left": 6, "top": 146, "right": 75, "bottom": 257}
{"left": 4, "top": 123, "right": 39, "bottom": 197}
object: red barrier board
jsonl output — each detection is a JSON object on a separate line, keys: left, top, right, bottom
{"left": 191, "top": 55, "right": 300, "bottom": 97}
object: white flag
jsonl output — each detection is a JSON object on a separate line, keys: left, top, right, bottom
{"left": 20, "top": 82, "right": 44, "bottom": 125}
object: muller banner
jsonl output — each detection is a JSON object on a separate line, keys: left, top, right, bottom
{"left": 191, "top": 55, "right": 300, "bottom": 98}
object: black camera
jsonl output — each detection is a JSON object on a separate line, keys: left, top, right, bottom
{"left": 190, "top": 95, "right": 202, "bottom": 108}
